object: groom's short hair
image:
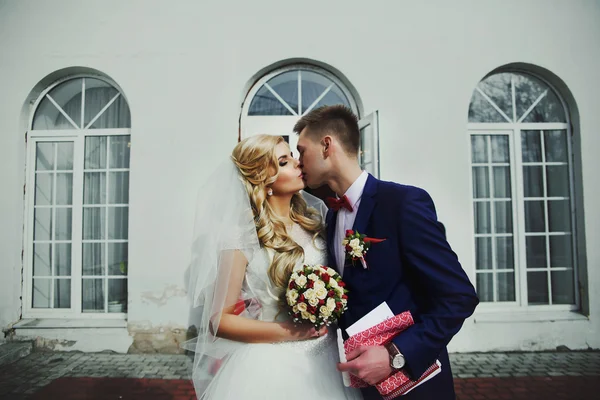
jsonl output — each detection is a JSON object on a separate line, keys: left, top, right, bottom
{"left": 293, "top": 105, "right": 360, "bottom": 155}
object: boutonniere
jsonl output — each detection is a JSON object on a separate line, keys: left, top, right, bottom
{"left": 342, "top": 230, "right": 386, "bottom": 269}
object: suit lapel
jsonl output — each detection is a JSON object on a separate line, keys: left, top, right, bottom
{"left": 352, "top": 174, "right": 378, "bottom": 234}
{"left": 326, "top": 209, "right": 338, "bottom": 269}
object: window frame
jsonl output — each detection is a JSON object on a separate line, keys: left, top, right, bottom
{"left": 23, "top": 75, "right": 131, "bottom": 319}
{"left": 242, "top": 64, "right": 359, "bottom": 119}
{"left": 468, "top": 72, "right": 579, "bottom": 312}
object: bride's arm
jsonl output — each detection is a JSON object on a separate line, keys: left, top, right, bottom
{"left": 213, "top": 250, "right": 326, "bottom": 343}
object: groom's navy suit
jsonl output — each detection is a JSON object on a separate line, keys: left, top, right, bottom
{"left": 327, "top": 175, "right": 479, "bottom": 400}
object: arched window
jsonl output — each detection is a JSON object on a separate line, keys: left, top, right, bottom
{"left": 468, "top": 71, "right": 577, "bottom": 309}
{"left": 25, "top": 76, "right": 131, "bottom": 318}
{"left": 246, "top": 67, "right": 354, "bottom": 117}
{"left": 241, "top": 64, "right": 378, "bottom": 182}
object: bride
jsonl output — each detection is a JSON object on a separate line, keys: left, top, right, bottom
{"left": 186, "top": 134, "right": 362, "bottom": 399}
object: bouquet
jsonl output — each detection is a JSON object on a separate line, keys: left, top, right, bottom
{"left": 285, "top": 264, "right": 348, "bottom": 328}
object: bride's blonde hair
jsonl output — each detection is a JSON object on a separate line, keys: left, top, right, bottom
{"left": 231, "top": 135, "right": 324, "bottom": 290}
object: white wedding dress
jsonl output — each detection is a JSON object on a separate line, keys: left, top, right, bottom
{"left": 202, "top": 223, "right": 363, "bottom": 400}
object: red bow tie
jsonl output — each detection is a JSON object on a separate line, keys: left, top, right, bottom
{"left": 326, "top": 195, "right": 353, "bottom": 212}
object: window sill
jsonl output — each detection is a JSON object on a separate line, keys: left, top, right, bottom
{"left": 473, "top": 310, "right": 588, "bottom": 323}
{"left": 13, "top": 318, "right": 127, "bottom": 329}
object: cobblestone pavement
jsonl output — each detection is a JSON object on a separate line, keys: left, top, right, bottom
{"left": 0, "top": 350, "right": 598, "bottom": 399}
{"left": 449, "top": 351, "right": 600, "bottom": 378}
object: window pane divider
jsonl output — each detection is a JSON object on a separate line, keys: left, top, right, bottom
{"left": 81, "top": 78, "right": 86, "bottom": 129}
{"left": 105, "top": 137, "right": 111, "bottom": 313}
{"left": 473, "top": 198, "right": 511, "bottom": 202}
{"left": 522, "top": 162, "right": 568, "bottom": 166}
{"left": 263, "top": 82, "right": 298, "bottom": 116}
{"left": 524, "top": 232, "right": 572, "bottom": 237}
{"left": 29, "top": 128, "right": 132, "bottom": 138}
{"left": 541, "top": 131, "right": 553, "bottom": 305}
{"left": 297, "top": 70, "right": 302, "bottom": 116}
{"left": 303, "top": 83, "right": 334, "bottom": 116}
{"left": 517, "top": 90, "right": 548, "bottom": 123}
{"left": 50, "top": 144, "right": 58, "bottom": 307}
{"left": 476, "top": 87, "right": 512, "bottom": 123}
{"left": 486, "top": 136, "right": 499, "bottom": 301}
{"left": 469, "top": 123, "right": 569, "bottom": 131}
{"left": 524, "top": 196, "right": 570, "bottom": 201}
{"left": 46, "top": 94, "right": 80, "bottom": 129}
{"left": 32, "top": 276, "right": 73, "bottom": 279}
{"left": 82, "top": 204, "right": 129, "bottom": 208}
{"left": 474, "top": 233, "right": 513, "bottom": 238}
{"left": 84, "top": 93, "right": 121, "bottom": 130}
{"left": 566, "top": 113, "right": 581, "bottom": 308}
{"left": 513, "top": 127, "right": 528, "bottom": 306}
{"left": 33, "top": 205, "right": 73, "bottom": 209}
{"left": 71, "top": 135, "right": 85, "bottom": 314}
{"left": 85, "top": 168, "right": 130, "bottom": 173}
{"left": 82, "top": 239, "right": 129, "bottom": 243}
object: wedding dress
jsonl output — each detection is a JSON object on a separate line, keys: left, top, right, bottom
{"left": 202, "top": 223, "right": 362, "bottom": 399}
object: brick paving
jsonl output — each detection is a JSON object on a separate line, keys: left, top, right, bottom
{"left": 29, "top": 377, "right": 196, "bottom": 400}
{"left": 0, "top": 352, "right": 193, "bottom": 398}
{"left": 455, "top": 376, "right": 600, "bottom": 400}
{"left": 0, "top": 350, "right": 598, "bottom": 399}
{"left": 449, "top": 351, "right": 600, "bottom": 378}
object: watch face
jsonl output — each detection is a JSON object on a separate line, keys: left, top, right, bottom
{"left": 392, "top": 355, "right": 405, "bottom": 369}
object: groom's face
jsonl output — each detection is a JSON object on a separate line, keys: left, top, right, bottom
{"left": 297, "top": 129, "right": 328, "bottom": 189}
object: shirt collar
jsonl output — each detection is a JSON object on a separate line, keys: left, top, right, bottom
{"left": 342, "top": 171, "right": 369, "bottom": 209}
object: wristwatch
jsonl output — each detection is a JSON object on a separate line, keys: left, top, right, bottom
{"left": 385, "top": 342, "right": 406, "bottom": 370}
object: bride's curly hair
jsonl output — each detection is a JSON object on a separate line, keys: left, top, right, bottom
{"left": 231, "top": 134, "right": 324, "bottom": 290}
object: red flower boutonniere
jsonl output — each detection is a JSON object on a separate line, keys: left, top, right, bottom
{"left": 342, "top": 230, "right": 386, "bottom": 269}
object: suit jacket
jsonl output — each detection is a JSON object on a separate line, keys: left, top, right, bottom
{"left": 327, "top": 174, "right": 479, "bottom": 400}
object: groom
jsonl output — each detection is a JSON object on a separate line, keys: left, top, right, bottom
{"left": 294, "top": 105, "right": 478, "bottom": 400}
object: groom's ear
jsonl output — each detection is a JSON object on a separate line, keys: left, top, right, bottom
{"left": 321, "top": 136, "right": 332, "bottom": 158}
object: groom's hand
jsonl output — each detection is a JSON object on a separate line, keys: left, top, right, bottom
{"left": 337, "top": 345, "right": 392, "bottom": 385}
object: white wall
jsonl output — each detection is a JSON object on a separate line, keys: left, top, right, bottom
{"left": 0, "top": 0, "right": 599, "bottom": 351}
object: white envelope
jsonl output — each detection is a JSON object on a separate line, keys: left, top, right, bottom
{"left": 346, "top": 301, "right": 395, "bottom": 337}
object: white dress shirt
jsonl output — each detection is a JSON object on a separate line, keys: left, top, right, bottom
{"left": 333, "top": 171, "right": 369, "bottom": 276}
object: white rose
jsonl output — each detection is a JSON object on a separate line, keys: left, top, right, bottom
{"left": 351, "top": 246, "right": 364, "bottom": 258}
{"left": 329, "top": 279, "right": 339, "bottom": 288}
{"left": 326, "top": 268, "right": 337, "bottom": 276}
{"left": 349, "top": 238, "right": 361, "bottom": 248}
{"left": 309, "top": 315, "right": 317, "bottom": 323}
{"left": 341, "top": 239, "right": 349, "bottom": 246}
{"left": 308, "top": 273, "right": 319, "bottom": 281}
{"left": 308, "top": 297, "right": 319, "bottom": 307}
{"left": 292, "top": 305, "right": 299, "bottom": 313}
{"left": 315, "top": 287, "right": 328, "bottom": 300}
{"left": 301, "top": 310, "right": 311, "bottom": 320}
{"left": 341, "top": 298, "right": 348, "bottom": 306}
{"left": 295, "top": 275, "right": 307, "bottom": 288}
{"left": 313, "top": 280, "right": 326, "bottom": 290}
{"left": 304, "top": 288, "right": 316, "bottom": 300}
{"left": 326, "top": 297, "right": 336, "bottom": 311}
{"left": 290, "top": 272, "right": 299, "bottom": 280}
{"left": 297, "top": 302, "right": 307, "bottom": 312}
{"left": 320, "top": 306, "right": 331, "bottom": 317}
{"left": 286, "top": 289, "right": 298, "bottom": 304}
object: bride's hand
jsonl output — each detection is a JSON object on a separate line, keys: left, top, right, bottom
{"left": 281, "top": 322, "right": 328, "bottom": 341}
